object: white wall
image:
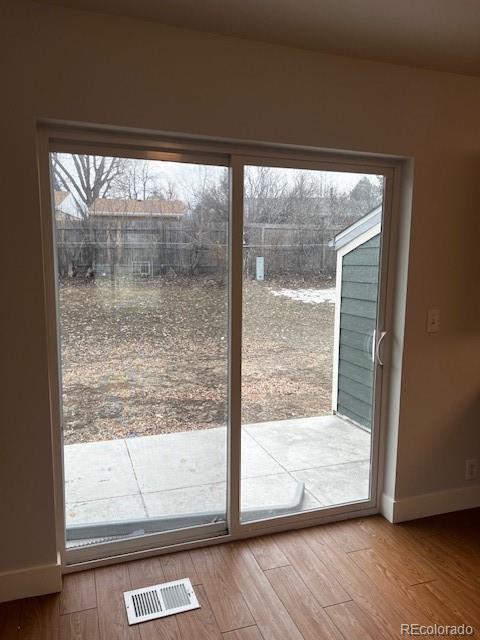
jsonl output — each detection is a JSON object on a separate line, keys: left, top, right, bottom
{"left": 1, "top": 0, "right": 479, "bottom": 595}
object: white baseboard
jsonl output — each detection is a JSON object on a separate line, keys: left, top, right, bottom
{"left": 380, "top": 491, "right": 395, "bottom": 522}
{"left": 0, "top": 554, "right": 62, "bottom": 603}
{"left": 381, "top": 484, "right": 480, "bottom": 523}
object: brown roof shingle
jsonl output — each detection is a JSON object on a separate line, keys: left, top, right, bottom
{"left": 89, "top": 198, "right": 186, "bottom": 217}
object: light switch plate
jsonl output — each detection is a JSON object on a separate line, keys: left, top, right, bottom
{"left": 426, "top": 308, "right": 440, "bottom": 333}
{"left": 465, "top": 458, "right": 478, "bottom": 481}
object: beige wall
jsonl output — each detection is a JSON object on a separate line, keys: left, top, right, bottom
{"left": 1, "top": 0, "right": 479, "bottom": 578}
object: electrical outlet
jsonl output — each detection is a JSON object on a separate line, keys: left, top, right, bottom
{"left": 465, "top": 458, "right": 478, "bottom": 481}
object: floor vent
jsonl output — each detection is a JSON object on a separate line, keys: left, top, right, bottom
{"left": 124, "top": 578, "right": 199, "bottom": 625}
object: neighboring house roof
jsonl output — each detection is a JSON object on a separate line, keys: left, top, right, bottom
{"left": 329, "top": 204, "right": 382, "bottom": 251}
{"left": 54, "top": 190, "right": 69, "bottom": 207}
{"left": 54, "top": 190, "right": 81, "bottom": 219}
{"left": 89, "top": 198, "right": 187, "bottom": 217}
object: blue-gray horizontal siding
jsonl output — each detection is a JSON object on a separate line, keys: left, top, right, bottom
{"left": 337, "top": 234, "right": 380, "bottom": 430}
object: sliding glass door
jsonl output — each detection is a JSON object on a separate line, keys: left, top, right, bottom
{"left": 51, "top": 151, "right": 230, "bottom": 549}
{"left": 240, "top": 163, "right": 385, "bottom": 523}
{"left": 45, "top": 136, "right": 391, "bottom": 562}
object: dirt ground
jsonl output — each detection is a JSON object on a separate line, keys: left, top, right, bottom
{"left": 59, "top": 276, "right": 334, "bottom": 445}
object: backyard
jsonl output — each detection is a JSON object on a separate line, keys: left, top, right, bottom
{"left": 59, "top": 275, "right": 335, "bottom": 445}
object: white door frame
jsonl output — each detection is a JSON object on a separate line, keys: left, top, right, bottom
{"left": 37, "top": 123, "right": 405, "bottom": 571}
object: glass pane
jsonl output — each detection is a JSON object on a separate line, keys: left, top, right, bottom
{"left": 51, "top": 153, "right": 229, "bottom": 546}
{"left": 240, "top": 165, "right": 383, "bottom": 522}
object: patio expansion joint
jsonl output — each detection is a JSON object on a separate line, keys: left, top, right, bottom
{"left": 140, "top": 478, "right": 226, "bottom": 497}
{"left": 137, "top": 470, "right": 310, "bottom": 498}
{"left": 66, "top": 492, "right": 143, "bottom": 507}
{"left": 124, "top": 439, "right": 148, "bottom": 517}
{"left": 242, "top": 428, "right": 298, "bottom": 484}
{"left": 289, "top": 457, "right": 371, "bottom": 474}
{"left": 303, "top": 486, "right": 325, "bottom": 508}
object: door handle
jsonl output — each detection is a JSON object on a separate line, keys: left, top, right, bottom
{"left": 376, "top": 330, "right": 387, "bottom": 366}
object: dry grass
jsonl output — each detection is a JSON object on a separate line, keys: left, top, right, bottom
{"left": 59, "top": 276, "right": 334, "bottom": 444}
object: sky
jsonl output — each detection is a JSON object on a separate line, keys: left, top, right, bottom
{"left": 148, "top": 160, "right": 379, "bottom": 200}
{"left": 53, "top": 153, "right": 381, "bottom": 205}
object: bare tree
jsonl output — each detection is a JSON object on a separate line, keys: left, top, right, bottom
{"left": 111, "top": 159, "right": 155, "bottom": 200}
{"left": 52, "top": 153, "right": 125, "bottom": 274}
{"left": 52, "top": 153, "right": 124, "bottom": 215}
{"left": 178, "top": 167, "right": 229, "bottom": 278}
{"left": 244, "top": 166, "right": 286, "bottom": 223}
{"left": 164, "top": 180, "right": 179, "bottom": 202}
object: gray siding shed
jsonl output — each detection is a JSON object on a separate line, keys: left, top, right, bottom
{"left": 336, "top": 234, "right": 380, "bottom": 429}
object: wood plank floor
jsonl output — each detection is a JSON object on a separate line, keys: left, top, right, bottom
{"left": 1, "top": 509, "right": 479, "bottom": 639}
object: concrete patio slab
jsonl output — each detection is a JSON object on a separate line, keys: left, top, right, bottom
{"left": 244, "top": 415, "right": 370, "bottom": 471}
{"left": 64, "top": 439, "right": 140, "bottom": 503}
{"left": 293, "top": 460, "right": 370, "bottom": 506}
{"left": 142, "top": 481, "right": 227, "bottom": 519}
{"left": 66, "top": 494, "right": 146, "bottom": 525}
{"left": 126, "top": 427, "right": 284, "bottom": 493}
{"left": 239, "top": 473, "right": 321, "bottom": 520}
{"left": 63, "top": 415, "right": 372, "bottom": 534}
{"left": 141, "top": 473, "right": 321, "bottom": 521}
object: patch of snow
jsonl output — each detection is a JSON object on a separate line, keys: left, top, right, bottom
{"left": 271, "top": 288, "right": 336, "bottom": 305}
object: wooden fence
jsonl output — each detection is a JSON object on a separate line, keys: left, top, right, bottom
{"left": 55, "top": 217, "right": 339, "bottom": 279}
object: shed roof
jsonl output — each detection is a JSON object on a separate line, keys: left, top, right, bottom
{"left": 89, "top": 198, "right": 187, "bottom": 217}
{"left": 329, "top": 204, "right": 382, "bottom": 251}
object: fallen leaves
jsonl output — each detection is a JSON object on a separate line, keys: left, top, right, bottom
{"left": 59, "top": 275, "right": 334, "bottom": 444}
